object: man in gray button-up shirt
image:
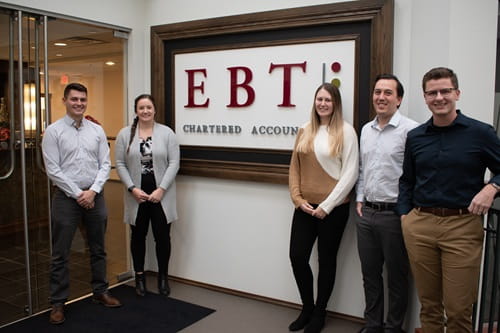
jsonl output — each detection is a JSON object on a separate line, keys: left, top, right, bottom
{"left": 42, "top": 83, "right": 121, "bottom": 325}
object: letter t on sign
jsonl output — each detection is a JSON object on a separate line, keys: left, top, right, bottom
{"left": 268, "top": 61, "right": 307, "bottom": 107}
{"left": 184, "top": 69, "right": 210, "bottom": 108}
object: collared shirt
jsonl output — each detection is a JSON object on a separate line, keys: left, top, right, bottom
{"left": 356, "top": 111, "right": 418, "bottom": 203}
{"left": 42, "top": 114, "right": 111, "bottom": 199}
{"left": 396, "top": 110, "right": 500, "bottom": 215}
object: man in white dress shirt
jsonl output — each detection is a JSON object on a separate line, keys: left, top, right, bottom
{"left": 356, "top": 74, "right": 418, "bottom": 333}
{"left": 42, "top": 83, "right": 121, "bottom": 325}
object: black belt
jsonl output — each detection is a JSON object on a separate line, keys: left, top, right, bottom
{"left": 365, "top": 201, "right": 396, "bottom": 211}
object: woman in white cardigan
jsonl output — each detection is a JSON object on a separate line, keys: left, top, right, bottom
{"left": 115, "top": 94, "right": 180, "bottom": 297}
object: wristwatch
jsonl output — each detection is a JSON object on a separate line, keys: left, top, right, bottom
{"left": 491, "top": 182, "right": 500, "bottom": 191}
{"left": 127, "top": 185, "right": 136, "bottom": 192}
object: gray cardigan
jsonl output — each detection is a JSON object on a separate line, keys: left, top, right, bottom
{"left": 115, "top": 122, "right": 180, "bottom": 224}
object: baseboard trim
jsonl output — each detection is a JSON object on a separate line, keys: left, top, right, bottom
{"left": 167, "top": 274, "right": 365, "bottom": 324}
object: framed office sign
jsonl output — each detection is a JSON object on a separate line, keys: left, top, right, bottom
{"left": 151, "top": 0, "right": 394, "bottom": 184}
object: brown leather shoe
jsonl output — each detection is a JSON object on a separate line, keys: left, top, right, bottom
{"left": 92, "top": 292, "right": 122, "bottom": 308}
{"left": 49, "top": 304, "right": 65, "bottom": 324}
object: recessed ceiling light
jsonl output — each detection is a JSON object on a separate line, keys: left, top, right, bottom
{"left": 105, "top": 61, "right": 115, "bottom": 66}
{"left": 54, "top": 42, "right": 67, "bottom": 46}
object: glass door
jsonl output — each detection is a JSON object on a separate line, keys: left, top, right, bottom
{"left": 0, "top": 7, "right": 130, "bottom": 327}
{"left": 0, "top": 9, "right": 52, "bottom": 325}
{"left": 43, "top": 15, "right": 131, "bottom": 302}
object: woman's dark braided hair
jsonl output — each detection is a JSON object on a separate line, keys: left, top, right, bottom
{"left": 127, "top": 94, "right": 156, "bottom": 154}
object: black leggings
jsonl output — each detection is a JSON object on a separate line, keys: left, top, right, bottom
{"left": 289, "top": 202, "right": 350, "bottom": 313}
{"left": 130, "top": 173, "right": 171, "bottom": 275}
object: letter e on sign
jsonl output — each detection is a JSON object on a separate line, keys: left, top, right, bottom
{"left": 185, "top": 69, "right": 210, "bottom": 108}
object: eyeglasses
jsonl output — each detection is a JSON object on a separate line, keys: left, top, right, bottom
{"left": 424, "top": 88, "right": 457, "bottom": 99}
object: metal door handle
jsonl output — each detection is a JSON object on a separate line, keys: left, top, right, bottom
{"left": 33, "top": 16, "right": 46, "bottom": 174}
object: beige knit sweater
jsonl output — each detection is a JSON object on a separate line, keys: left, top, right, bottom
{"left": 288, "top": 122, "right": 359, "bottom": 214}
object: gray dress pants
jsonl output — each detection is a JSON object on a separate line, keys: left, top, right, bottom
{"left": 357, "top": 206, "right": 409, "bottom": 332}
{"left": 49, "top": 188, "right": 109, "bottom": 304}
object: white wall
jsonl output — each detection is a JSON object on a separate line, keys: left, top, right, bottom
{"left": 396, "top": 0, "right": 498, "bottom": 125}
{"left": 2, "top": 0, "right": 498, "bottom": 330}
{"left": 171, "top": 176, "right": 365, "bottom": 316}
{"left": 146, "top": 0, "right": 368, "bottom": 319}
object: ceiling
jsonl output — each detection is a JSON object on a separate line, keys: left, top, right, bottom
{"left": 0, "top": 12, "right": 124, "bottom": 63}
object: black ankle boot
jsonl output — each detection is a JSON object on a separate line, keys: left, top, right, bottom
{"left": 135, "top": 273, "right": 146, "bottom": 296}
{"left": 288, "top": 308, "right": 313, "bottom": 331}
{"left": 304, "top": 311, "right": 325, "bottom": 333}
{"left": 158, "top": 275, "right": 170, "bottom": 296}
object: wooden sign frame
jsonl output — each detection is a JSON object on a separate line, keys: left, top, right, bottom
{"left": 151, "top": 0, "right": 394, "bottom": 184}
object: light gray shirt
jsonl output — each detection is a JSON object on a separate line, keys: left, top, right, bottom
{"left": 356, "top": 111, "right": 418, "bottom": 203}
{"left": 42, "top": 114, "right": 111, "bottom": 199}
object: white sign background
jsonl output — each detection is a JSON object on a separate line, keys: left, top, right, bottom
{"left": 174, "top": 40, "right": 356, "bottom": 150}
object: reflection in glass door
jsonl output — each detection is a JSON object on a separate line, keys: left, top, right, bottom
{"left": 0, "top": 7, "right": 129, "bottom": 327}
{"left": 0, "top": 9, "right": 52, "bottom": 325}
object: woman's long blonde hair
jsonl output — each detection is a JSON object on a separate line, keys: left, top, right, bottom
{"left": 295, "top": 83, "right": 344, "bottom": 157}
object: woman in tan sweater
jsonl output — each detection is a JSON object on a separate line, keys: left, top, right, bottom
{"left": 288, "top": 83, "right": 359, "bottom": 333}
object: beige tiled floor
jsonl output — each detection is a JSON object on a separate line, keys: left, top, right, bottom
{"left": 136, "top": 274, "right": 364, "bottom": 333}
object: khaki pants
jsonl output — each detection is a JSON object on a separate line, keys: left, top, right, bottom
{"left": 402, "top": 209, "right": 484, "bottom": 333}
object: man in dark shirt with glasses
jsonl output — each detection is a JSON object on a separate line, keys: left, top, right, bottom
{"left": 396, "top": 67, "right": 500, "bottom": 333}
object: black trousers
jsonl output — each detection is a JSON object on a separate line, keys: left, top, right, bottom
{"left": 356, "top": 205, "right": 409, "bottom": 332}
{"left": 130, "top": 173, "right": 171, "bottom": 275}
{"left": 289, "top": 202, "right": 349, "bottom": 314}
